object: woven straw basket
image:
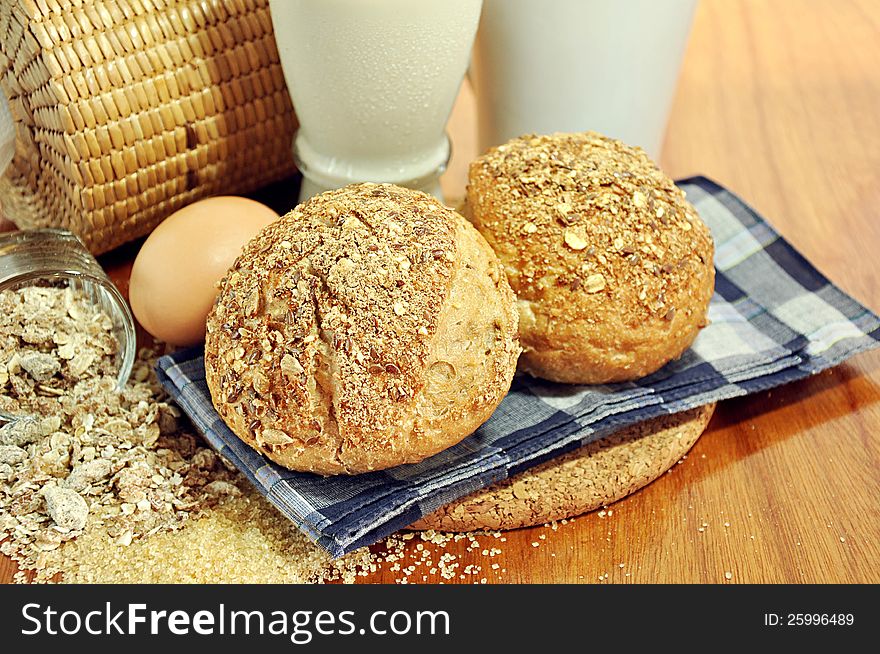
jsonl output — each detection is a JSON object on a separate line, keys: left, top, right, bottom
{"left": 0, "top": 0, "right": 297, "bottom": 254}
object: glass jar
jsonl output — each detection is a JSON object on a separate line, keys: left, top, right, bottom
{"left": 0, "top": 229, "right": 136, "bottom": 404}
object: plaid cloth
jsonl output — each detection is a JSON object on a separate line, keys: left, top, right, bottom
{"left": 157, "top": 177, "right": 880, "bottom": 557}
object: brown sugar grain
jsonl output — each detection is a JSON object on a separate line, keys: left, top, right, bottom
{"left": 205, "top": 183, "right": 520, "bottom": 475}
{"left": 467, "top": 132, "right": 715, "bottom": 383}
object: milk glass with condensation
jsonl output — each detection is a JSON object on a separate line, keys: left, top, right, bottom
{"left": 268, "top": 0, "right": 483, "bottom": 203}
{"left": 470, "top": 0, "right": 698, "bottom": 158}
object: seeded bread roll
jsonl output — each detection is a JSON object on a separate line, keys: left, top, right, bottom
{"left": 467, "top": 132, "right": 714, "bottom": 384}
{"left": 205, "top": 183, "right": 520, "bottom": 475}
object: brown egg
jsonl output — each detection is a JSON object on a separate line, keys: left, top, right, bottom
{"left": 130, "top": 196, "right": 279, "bottom": 346}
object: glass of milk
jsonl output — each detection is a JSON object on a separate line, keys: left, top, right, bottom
{"left": 470, "top": 0, "right": 697, "bottom": 158}
{"left": 269, "top": 0, "right": 483, "bottom": 203}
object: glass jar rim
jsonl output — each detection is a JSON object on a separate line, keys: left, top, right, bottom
{"left": 0, "top": 229, "right": 137, "bottom": 410}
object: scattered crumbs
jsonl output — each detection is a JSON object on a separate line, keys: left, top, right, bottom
{"left": 724, "top": 571, "right": 733, "bottom": 580}
{"left": 839, "top": 536, "right": 846, "bottom": 543}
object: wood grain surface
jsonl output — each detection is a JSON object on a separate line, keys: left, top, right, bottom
{"left": 2, "top": 0, "right": 879, "bottom": 583}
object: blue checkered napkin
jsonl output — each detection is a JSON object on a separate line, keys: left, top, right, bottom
{"left": 157, "top": 176, "right": 880, "bottom": 557}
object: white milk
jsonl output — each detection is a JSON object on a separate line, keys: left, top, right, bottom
{"left": 268, "top": 0, "right": 482, "bottom": 202}
{"left": 470, "top": 0, "right": 697, "bottom": 158}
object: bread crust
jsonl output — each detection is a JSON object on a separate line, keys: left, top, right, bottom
{"left": 411, "top": 403, "right": 715, "bottom": 531}
{"left": 467, "top": 132, "right": 714, "bottom": 383}
{"left": 205, "top": 183, "right": 519, "bottom": 474}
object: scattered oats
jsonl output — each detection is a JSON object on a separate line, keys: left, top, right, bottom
{"left": 0, "top": 417, "right": 43, "bottom": 447}
{"left": 523, "top": 222, "right": 538, "bottom": 234}
{"left": 42, "top": 486, "right": 89, "bottom": 531}
{"left": 19, "top": 352, "right": 61, "bottom": 382}
{"left": 0, "top": 286, "right": 255, "bottom": 582}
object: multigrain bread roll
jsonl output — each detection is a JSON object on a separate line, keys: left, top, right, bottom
{"left": 467, "top": 132, "right": 714, "bottom": 384}
{"left": 205, "top": 183, "right": 520, "bottom": 475}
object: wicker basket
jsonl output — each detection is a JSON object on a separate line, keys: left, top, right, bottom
{"left": 0, "top": 0, "right": 297, "bottom": 255}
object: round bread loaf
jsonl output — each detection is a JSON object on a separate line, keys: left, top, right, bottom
{"left": 205, "top": 183, "right": 520, "bottom": 475}
{"left": 411, "top": 403, "right": 715, "bottom": 531}
{"left": 467, "top": 132, "right": 714, "bottom": 384}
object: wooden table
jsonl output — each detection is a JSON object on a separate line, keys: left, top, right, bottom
{"left": 397, "top": 0, "right": 880, "bottom": 584}
{"left": 3, "top": 0, "right": 878, "bottom": 583}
